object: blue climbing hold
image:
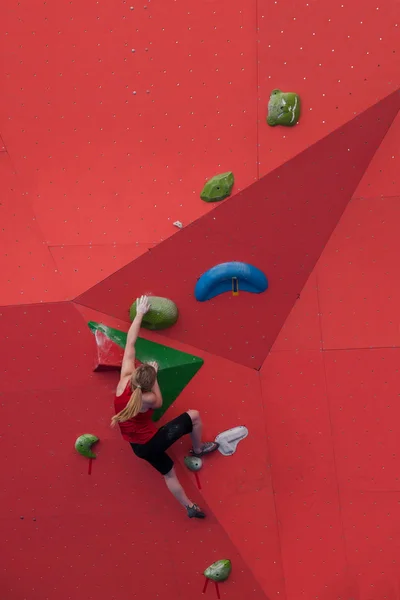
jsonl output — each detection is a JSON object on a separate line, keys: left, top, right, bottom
{"left": 194, "top": 262, "right": 268, "bottom": 302}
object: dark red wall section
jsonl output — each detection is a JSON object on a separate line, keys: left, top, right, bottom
{"left": 76, "top": 91, "right": 400, "bottom": 368}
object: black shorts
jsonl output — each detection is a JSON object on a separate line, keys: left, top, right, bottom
{"left": 130, "top": 412, "right": 193, "bottom": 475}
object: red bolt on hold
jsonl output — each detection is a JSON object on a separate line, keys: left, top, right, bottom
{"left": 75, "top": 434, "right": 99, "bottom": 475}
{"left": 184, "top": 456, "right": 202, "bottom": 489}
{"left": 202, "top": 578, "right": 220, "bottom": 599}
{"left": 194, "top": 471, "right": 201, "bottom": 490}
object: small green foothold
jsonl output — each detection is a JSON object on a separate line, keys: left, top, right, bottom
{"left": 129, "top": 296, "right": 179, "bottom": 330}
{"left": 267, "top": 89, "right": 301, "bottom": 127}
{"left": 75, "top": 434, "right": 99, "bottom": 459}
{"left": 204, "top": 559, "right": 232, "bottom": 582}
{"left": 200, "top": 172, "right": 234, "bottom": 202}
{"left": 184, "top": 456, "right": 203, "bottom": 472}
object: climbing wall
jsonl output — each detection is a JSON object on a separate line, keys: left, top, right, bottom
{"left": 76, "top": 92, "right": 399, "bottom": 368}
{"left": 261, "top": 90, "right": 400, "bottom": 598}
{"left": 0, "top": 303, "right": 284, "bottom": 599}
{"left": 0, "top": 153, "right": 63, "bottom": 304}
{"left": 256, "top": 0, "right": 399, "bottom": 176}
{"left": 0, "top": 0, "right": 259, "bottom": 294}
{"left": 1, "top": 0, "right": 399, "bottom": 598}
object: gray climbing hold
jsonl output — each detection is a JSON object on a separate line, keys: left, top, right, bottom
{"left": 184, "top": 456, "right": 203, "bottom": 472}
{"left": 204, "top": 559, "right": 232, "bottom": 582}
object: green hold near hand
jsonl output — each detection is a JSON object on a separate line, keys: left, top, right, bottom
{"left": 267, "top": 89, "right": 300, "bottom": 126}
{"left": 184, "top": 456, "right": 203, "bottom": 472}
{"left": 200, "top": 172, "right": 234, "bottom": 202}
{"left": 204, "top": 559, "right": 232, "bottom": 582}
{"left": 129, "top": 296, "right": 179, "bottom": 330}
{"left": 75, "top": 434, "right": 99, "bottom": 459}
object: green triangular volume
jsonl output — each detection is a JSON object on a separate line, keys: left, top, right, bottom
{"left": 88, "top": 321, "right": 203, "bottom": 421}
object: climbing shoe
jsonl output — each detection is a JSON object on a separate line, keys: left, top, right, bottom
{"left": 190, "top": 441, "right": 219, "bottom": 458}
{"left": 187, "top": 504, "right": 206, "bottom": 519}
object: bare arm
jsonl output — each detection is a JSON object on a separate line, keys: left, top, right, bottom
{"left": 120, "top": 314, "right": 142, "bottom": 379}
{"left": 142, "top": 363, "right": 163, "bottom": 409}
{"left": 150, "top": 378, "right": 163, "bottom": 409}
{"left": 120, "top": 296, "right": 150, "bottom": 380}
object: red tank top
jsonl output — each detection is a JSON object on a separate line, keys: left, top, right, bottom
{"left": 114, "top": 381, "right": 157, "bottom": 444}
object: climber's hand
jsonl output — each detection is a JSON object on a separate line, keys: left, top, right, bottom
{"left": 148, "top": 361, "right": 159, "bottom": 373}
{"left": 136, "top": 295, "right": 151, "bottom": 316}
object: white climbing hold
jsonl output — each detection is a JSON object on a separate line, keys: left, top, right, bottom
{"left": 215, "top": 426, "right": 248, "bottom": 456}
{"left": 173, "top": 221, "right": 183, "bottom": 229}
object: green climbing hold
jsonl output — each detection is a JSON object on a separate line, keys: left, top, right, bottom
{"left": 204, "top": 559, "right": 232, "bottom": 582}
{"left": 129, "top": 296, "right": 178, "bottom": 330}
{"left": 184, "top": 456, "right": 203, "bottom": 472}
{"left": 200, "top": 172, "right": 234, "bottom": 202}
{"left": 88, "top": 322, "right": 204, "bottom": 422}
{"left": 75, "top": 434, "right": 99, "bottom": 459}
{"left": 267, "top": 89, "right": 300, "bottom": 127}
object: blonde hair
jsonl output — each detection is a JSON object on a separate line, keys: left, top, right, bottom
{"left": 111, "top": 364, "right": 157, "bottom": 427}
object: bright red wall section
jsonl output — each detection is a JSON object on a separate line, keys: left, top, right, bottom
{"left": 1, "top": 0, "right": 400, "bottom": 598}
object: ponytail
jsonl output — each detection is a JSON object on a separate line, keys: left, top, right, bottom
{"left": 111, "top": 387, "right": 143, "bottom": 427}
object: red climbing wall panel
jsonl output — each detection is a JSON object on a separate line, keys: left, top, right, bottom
{"left": 0, "top": 153, "right": 63, "bottom": 305}
{"left": 323, "top": 349, "right": 400, "bottom": 597}
{"left": 1, "top": 0, "right": 400, "bottom": 597}
{"left": 0, "top": 303, "right": 97, "bottom": 392}
{"left": 76, "top": 92, "right": 400, "bottom": 369}
{"left": 354, "top": 110, "right": 400, "bottom": 198}
{"left": 259, "top": 128, "right": 400, "bottom": 599}
{"left": 270, "top": 271, "right": 322, "bottom": 353}
{"left": 49, "top": 243, "right": 155, "bottom": 300}
{"left": 324, "top": 348, "right": 400, "bottom": 492}
{"left": 257, "top": 0, "right": 400, "bottom": 177}
{"left": 260, "top": 350, "right": 350, "bottom": 599}
{"left": 0, "top": 0, "right": 258, "bottom": 250}
{"left": 262, "top": 277, "right": 400, "bottom": 598}
{"left": 317, "top": 195, "right": 400, "bottom": 350}
{"left": 0, "top": 302, "right": 284, "bottom": 599}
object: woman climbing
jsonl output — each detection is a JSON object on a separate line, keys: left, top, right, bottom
{"left": 112, "top": 295, "right": 219, "bottom": 519}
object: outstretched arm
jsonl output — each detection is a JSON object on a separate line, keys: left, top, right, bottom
{"left": 120, "top": 296, "right": 150, "bottom": 379}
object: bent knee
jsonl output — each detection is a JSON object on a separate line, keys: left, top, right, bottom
{"left": 187, "top": 409, "right": 201, "bottom": 424}
{"left": 164, "top": 467, "right": 175, "bottom": 479}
